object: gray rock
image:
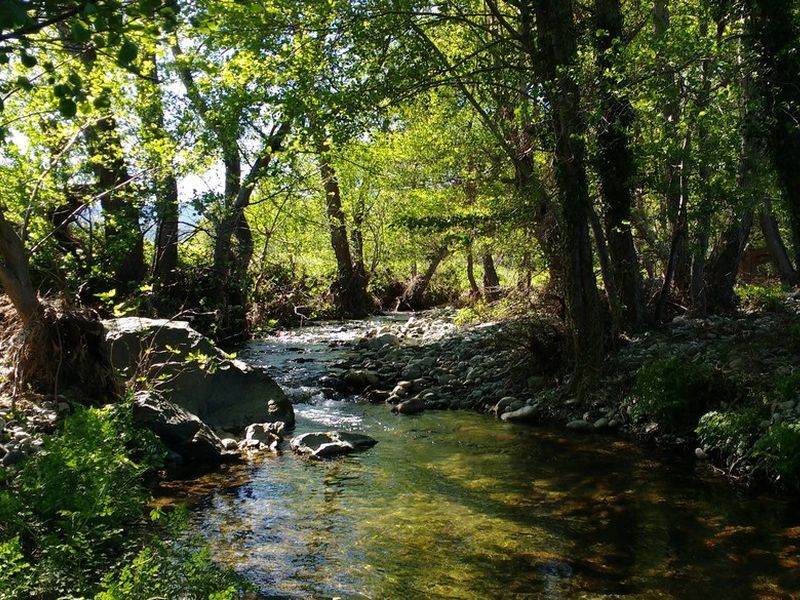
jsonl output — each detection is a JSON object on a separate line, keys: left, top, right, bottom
{"left": 290, "top": 431, "right": 378, "bottom": 459}
{"left": 1, "top": 448, "right": 25, "bottom": 467}
{"left": 221, "top": 438, "right": 239, "bottom": 451}
{"left": 695, "top": 447, "right": 709, "bottom": 460}
{"left": 366, "top": 389, "right": 391, "bottom": 403}
{"left": 491, "top": 397, "right": 515, "bottom": 416}
{"left": 343, "top": 369, "right": 380, "bottom": 390}
{"left": 566, "top": 420, "right": 594, "bottom": 433}
{"left": 103, "top": 318, "right": 291, "bottom": 430}
{"left": 245, "top": 422, "right": 285, "bottom": 447}
{"left": 391, "top": 397, "right": 425, "bottom": 415}
{"left": 368, "top": 333, "right": 400, "bottom": 350}
{"left": 132, "top": 391, "right": 238, "bottom": 463}
{"left": 500, "top": 405, "right": 539, "bottom": 423}
{"left": 592, "top": 417, "right": 609, "bottom": 431}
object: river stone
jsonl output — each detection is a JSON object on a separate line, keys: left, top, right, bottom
{"left": 593, "top": 417, "right": 609, "bottom": 431}
{"left": 2, "top": 447, "right": 24, "bottom": 467}
{"left": 366, "top": 389, "right": 391, "bottom": 403}
{"left": 103, "top": 317, "right": 292, "bottom": 430}
{"left": 290, "top": 431, "right": 378, "bottom": 459}
{"left": 132, "top": 391, "right": 238, "bottom": 463}
{"left": 492, "top": 396, "right": 516, "bottom": 416}
{"left": 567, "top": 419, "right": 594, "bottom": 433}
{"left": 367, "top": 333, "right": 400, "bottom": 350}
{"left": 500, "top": 405, "right": 538, "bottom": 423}
{"left": 391, "top": 397, "right": 425, "bottom": 415}
{"left": 245, "top": 422, "right": 285, "bottom": 445}
{"left": 343, "top": 369, "right": 380, "bottom": 390}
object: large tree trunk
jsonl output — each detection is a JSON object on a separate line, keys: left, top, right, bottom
{"left": 317, "top": 140, "right": 371, "bottom": 317}
{"left": 533, "top": 0, "right": 603, "bottom": 396}
{"left": 588, "top": 205, "right": 622, "bottom": 337}
{"left": 654, "top": 0, "right": 691, "bottom": 296}
{"left": 0, "top": 209, "right": 40, "bottom": 325}
{"left": 760, "top": 201, "right": 799, "bottom": 284}
{"left": 144, "top": 55, "right": 180, "bottom": 285}
{"left": 84, "top": 116, "right": 146, "bottom": 288}
{"left": 482, "top": 252, "right": 501, "bottom": 301}
{"left": 399, "top": 245, "right": 449, "bottom": 309}
{"left": 748, "top": 0, "right": 800, "bottom": 269}
{"left": 594, "top": 0, "right": 644, "bottom": 329}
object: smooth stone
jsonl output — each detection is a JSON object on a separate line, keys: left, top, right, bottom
{"left": 391, "top": 397, "right": 425, "bottom": 415}
{"left": 593, "top": 417, "right": 609, "bottom": 430}
{"left": 221, "top": 438, "right": 239, "bottom": 451}
{"left": 366, "top": 389, "right": 391, "bottom": 403}
{"left": 695, "top": 447, "right": 709, "bottom": 460}
{"left": 491, "top": 397, "right": 515, "bottom": 416}
{"left": 290, "top": 431, "right": 378, "bottom": 459}
{"left": 103, "top": 317, "right": 292, "bottom": 430}
{"left": 566, "top": 420, "right": 594, "bottom": 433}
{"left": 132, "top": 390, "right": 237, "bottom": 463}
{"left": 500, "top": 405, "right": 539, "bottom": 423}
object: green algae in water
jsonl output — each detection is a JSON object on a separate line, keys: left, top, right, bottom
{"left": 178, "top": 406, "right": 800, "bottom": 599}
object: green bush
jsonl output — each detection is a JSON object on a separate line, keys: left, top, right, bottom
{"left": 753, "top": 422, "right": 800, "bottom": 488}
{"left": 736, "top": 283, "right": 786, "bottom": 311}
{"left": 96, "top": 510, "right": 244, "bottom": 600}
{"left": 631, "top": 357, "right": 720, "bottom": 432}
{"left": 696, "top": 408, "right": 765, "bottom": 459}
{"left": 0, "top": 403, "right": 245, "bottom": 599}
{"left": 773, "top": 369, "right": 800, "bottom": 403}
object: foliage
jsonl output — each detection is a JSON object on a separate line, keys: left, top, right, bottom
{"left": 631, "top": 357, "right": 723, "bottom": 433}
{"left": 96, "top": 510, "right": 246, "bottom": 600}
{"left": 752, "top": 422, "right": 800, "bottom": 488}
{"left": 736, "top": 283, "right": 787, "bottom": 312}
{"left": 0, "top": 403, "right": 240, "bottom": 599}
{"left": 696, "top": 408, "right": 766, "bottom": 460}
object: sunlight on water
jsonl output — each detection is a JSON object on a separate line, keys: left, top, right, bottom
{"left": 174, "top": 321, "right": 800, "bottom": 599}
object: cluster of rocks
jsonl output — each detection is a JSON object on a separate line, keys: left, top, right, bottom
{"left": 115, "top": 319, "right": 377, "bottom": 463}
{"left": 0, "top": 401, "right": 65, "bottom": 467}
{"left": 320, "top": 311, "right": 617, "bottom": 430}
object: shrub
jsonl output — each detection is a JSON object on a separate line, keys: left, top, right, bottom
{"left": 736, "top": 283, "right": 786, "bottom": 311}
{"left": 0, "top": 402, "right": 245, "bottom": 599}
{"left": 96, "top": 510, "right": 245, "bottom": 600}
{"left": 631, "top": 357, "right": 721, "bottom": 432}
{"left": 752, "top": 422, "right": 800, "bottom": 488}
{"left": 0, "top": 403, "right": 164, "bottom": 597}
{"left": 696, "top": 408, "right": 765, "bottom": 459}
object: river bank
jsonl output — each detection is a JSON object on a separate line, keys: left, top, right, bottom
{"left": 322, "top": 299, "right": 800, "bottom": 491}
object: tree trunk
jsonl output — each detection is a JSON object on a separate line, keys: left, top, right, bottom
{"left": 84, "top": 116, "right": 146, "bottom": 288}
{"left": 594, "top": 0, "right": 644, "bottom": 329}
{"left": 466, "top": 242, "right": 480, "bottom": 298}
{"left": 400, "top": 245, "right": 449, "bottom": 309}
{"left": 748, "top": 0, "right": 800, "bottom": 270}
{"left": 317, "top": 140, "right": 371, "bottom": 317}
{"left": 533, "top": 0, "right": 603, "bottom": 396}
{"left": 654, "top": 0, "right": 690, "bottom": 295}
{"left": 145, "top": 55, "right": 180, "bottom": 285}
{"left": 0, "top": 209, "right": 40, "bottom": 325}
{"left": 705, "top": 211, "right": 753, "bottom": 312}
{"left": 760, "top": 201, "right": 799, "bottom": 284}
{"left": 588, "top": 205, "right": 622, "bottom": 337}
{"left": 482, "top": 252, "right": 501, "bottom": 301}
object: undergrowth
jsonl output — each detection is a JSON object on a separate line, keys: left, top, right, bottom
{"left": 0, "top": 401, "right": 247, "bottom": 599}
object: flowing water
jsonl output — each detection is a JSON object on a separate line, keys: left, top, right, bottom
{"left": 174, "top": 318, "right": 800, "bottom": 599}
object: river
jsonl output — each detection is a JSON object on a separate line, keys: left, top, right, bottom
{"left": 171, "top": 317, "right": 800, "bottom": 599}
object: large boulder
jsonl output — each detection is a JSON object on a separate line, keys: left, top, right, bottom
{"left": 104, "top": 318, "right": 293, "bottom": 430}
{"left": 290, "top": 431, "right": 378, "bottom": 459}
{"left": 132, "top": 391, "right": 237, "bottom": 463}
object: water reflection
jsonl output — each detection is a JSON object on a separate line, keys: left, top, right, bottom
{"left": 186, "top": 408, "right": 800, "bottom": 599}
{"left": 175, "top": 320, "right": 800, "bottom": 598}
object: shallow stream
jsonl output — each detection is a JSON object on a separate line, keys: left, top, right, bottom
{"left": 175, "top": 317, "right": 800, "bottom": 599}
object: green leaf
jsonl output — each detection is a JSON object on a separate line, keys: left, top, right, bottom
{"left": 58, "top": 98, "right": 77, "bottom": 118}
{"left": 117, "top": 39, "right": 138, "bottom": 66}
{"left": 70, "top": 21, "right": 91, "bottom": 43}
{"left": 19, "top": 52, "right": 37, "bottom": 68}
